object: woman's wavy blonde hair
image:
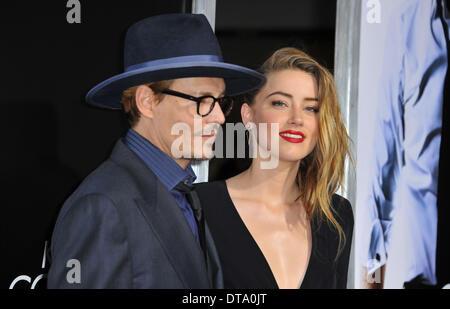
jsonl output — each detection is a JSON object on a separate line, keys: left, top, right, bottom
{"left": 244, "top": 47, "right": 352, "bottom": 257}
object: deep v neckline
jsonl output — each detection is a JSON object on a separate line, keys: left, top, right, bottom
{"left": 221, "top": 180, "right": 314, "bottom": 289}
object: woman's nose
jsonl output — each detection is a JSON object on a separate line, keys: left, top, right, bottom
{"left": 289, "top": 106, "right": 304, "bottom": 126}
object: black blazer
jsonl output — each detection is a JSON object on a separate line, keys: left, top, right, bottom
{"left": 48, "top": 139, "right": 223, "bottom": 288}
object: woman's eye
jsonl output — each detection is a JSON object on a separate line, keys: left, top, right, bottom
{"left": 306, "top": 106, "right": 319, "bottom": 113}
{"left": 272, "top": 101, "right": 287, "bottom": 107}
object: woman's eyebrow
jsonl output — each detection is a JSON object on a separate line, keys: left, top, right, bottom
{"left": 266, "top": 91, "right": 319, "bottom": 101}
{"left": 265, "top": 91, "right": 293, "bottom": 99}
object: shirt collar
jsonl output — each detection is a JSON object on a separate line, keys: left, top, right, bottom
{"left": 124, "top": 128, "right": 197, "bottom": 190}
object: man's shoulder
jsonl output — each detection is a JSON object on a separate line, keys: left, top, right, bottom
{"left": 53, "top": 155, "right": 154, "bottom": 229}
{"left": 77, "top": 159, "right": 134, "bottom": 196}
{"left": 64, "top": 152, "right": 155, "bottom": 208}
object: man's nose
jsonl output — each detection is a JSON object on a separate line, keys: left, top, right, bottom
{"left": 208, "top": 102, "right": 226, "bottom": 125}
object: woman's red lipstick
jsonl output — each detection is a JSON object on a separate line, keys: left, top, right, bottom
{"left": 279, "top": 130, "right": 305, "bottom": 143}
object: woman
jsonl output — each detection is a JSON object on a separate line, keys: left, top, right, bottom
{"left": 196, "top": 47, "right": 353, "bottom": 289}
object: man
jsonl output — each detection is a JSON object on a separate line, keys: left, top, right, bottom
{"left": 47, "top": 13, "right": 264, "bottom": 288}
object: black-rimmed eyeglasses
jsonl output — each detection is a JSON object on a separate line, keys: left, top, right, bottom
{"left": 160, "top": 88, "right": 233, "bottom": 117}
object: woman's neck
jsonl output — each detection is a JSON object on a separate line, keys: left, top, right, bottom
{"left": 237, "top": 158, "right": 301, "bottom": 207}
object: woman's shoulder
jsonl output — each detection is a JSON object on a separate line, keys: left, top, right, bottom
{"left": 330, "top": 194, "right": 354, "bottom": 229}
{"left": 194, "top": 179, "right": 230, "bottom": 205}
{"left": 194, "top": 179, "right": 227, "bottom": 194}
{"left": 195, "top": 179, "right": 238, "bottom": 225}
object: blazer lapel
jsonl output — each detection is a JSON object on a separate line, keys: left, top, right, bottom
{"left": 204, "top": 222, "right": 224, "bottom": 288}
{"left": 135, "top": 181, "right": 210, "bottom": 288}
{"left": 109, "top": 139, "right": 210, "bottom": 288}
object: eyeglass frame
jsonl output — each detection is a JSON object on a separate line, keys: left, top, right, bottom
{"left": 159, "top": 88, "right": 233, "bottom": 117}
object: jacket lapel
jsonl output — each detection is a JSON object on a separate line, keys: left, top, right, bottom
{"left": 110, "top": 139, "right": 211, "bottom": 288}
{"left": 204, "top": 222, "right": 224, "bottom": 288}
{"left": 135, "top": 182, "right": 210, "bottom": 288}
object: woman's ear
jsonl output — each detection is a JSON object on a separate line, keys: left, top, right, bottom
{"left": 241, "top": 102, "right": 253, "bottom": 127}
{"left": 135, "top": 85, "right": 157, "bottom": 119}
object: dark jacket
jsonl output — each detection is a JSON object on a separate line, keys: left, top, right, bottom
{"left": 47, "top": 139, "right": 223, "bottom": 288}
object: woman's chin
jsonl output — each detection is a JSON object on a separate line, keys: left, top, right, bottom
{"left": 275, "top": 151, "right": 309, "bottom": 163}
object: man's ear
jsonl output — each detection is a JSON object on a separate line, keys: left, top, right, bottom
{"left": 135, "top": 85, "right": 157, "bottom": 118}
{"left": 241, "top": 102, "right": 253, "bottom": 126}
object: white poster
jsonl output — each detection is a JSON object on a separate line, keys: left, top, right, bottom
{"left": 355, "top": 0, "right": 449, "bottom": 288}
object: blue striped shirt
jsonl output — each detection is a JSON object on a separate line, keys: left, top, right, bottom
{"left": 124, "top": 128, "right": 199, "bottom": 241}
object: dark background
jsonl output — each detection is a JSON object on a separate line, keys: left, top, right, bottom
{"left": 1, "top": 0, "right": 447, "bottom": 289}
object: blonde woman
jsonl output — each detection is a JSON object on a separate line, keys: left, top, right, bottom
{"left": 196, "top": 47, "right": 353, "bottom": 289}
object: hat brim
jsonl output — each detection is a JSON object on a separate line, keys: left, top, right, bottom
{"left": 86, "top": 61, "right": 265, "bottom": 109}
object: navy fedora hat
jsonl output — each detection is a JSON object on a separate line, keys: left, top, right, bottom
{"left": 86, "top": 13, "right": 265, "bottom": 109}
